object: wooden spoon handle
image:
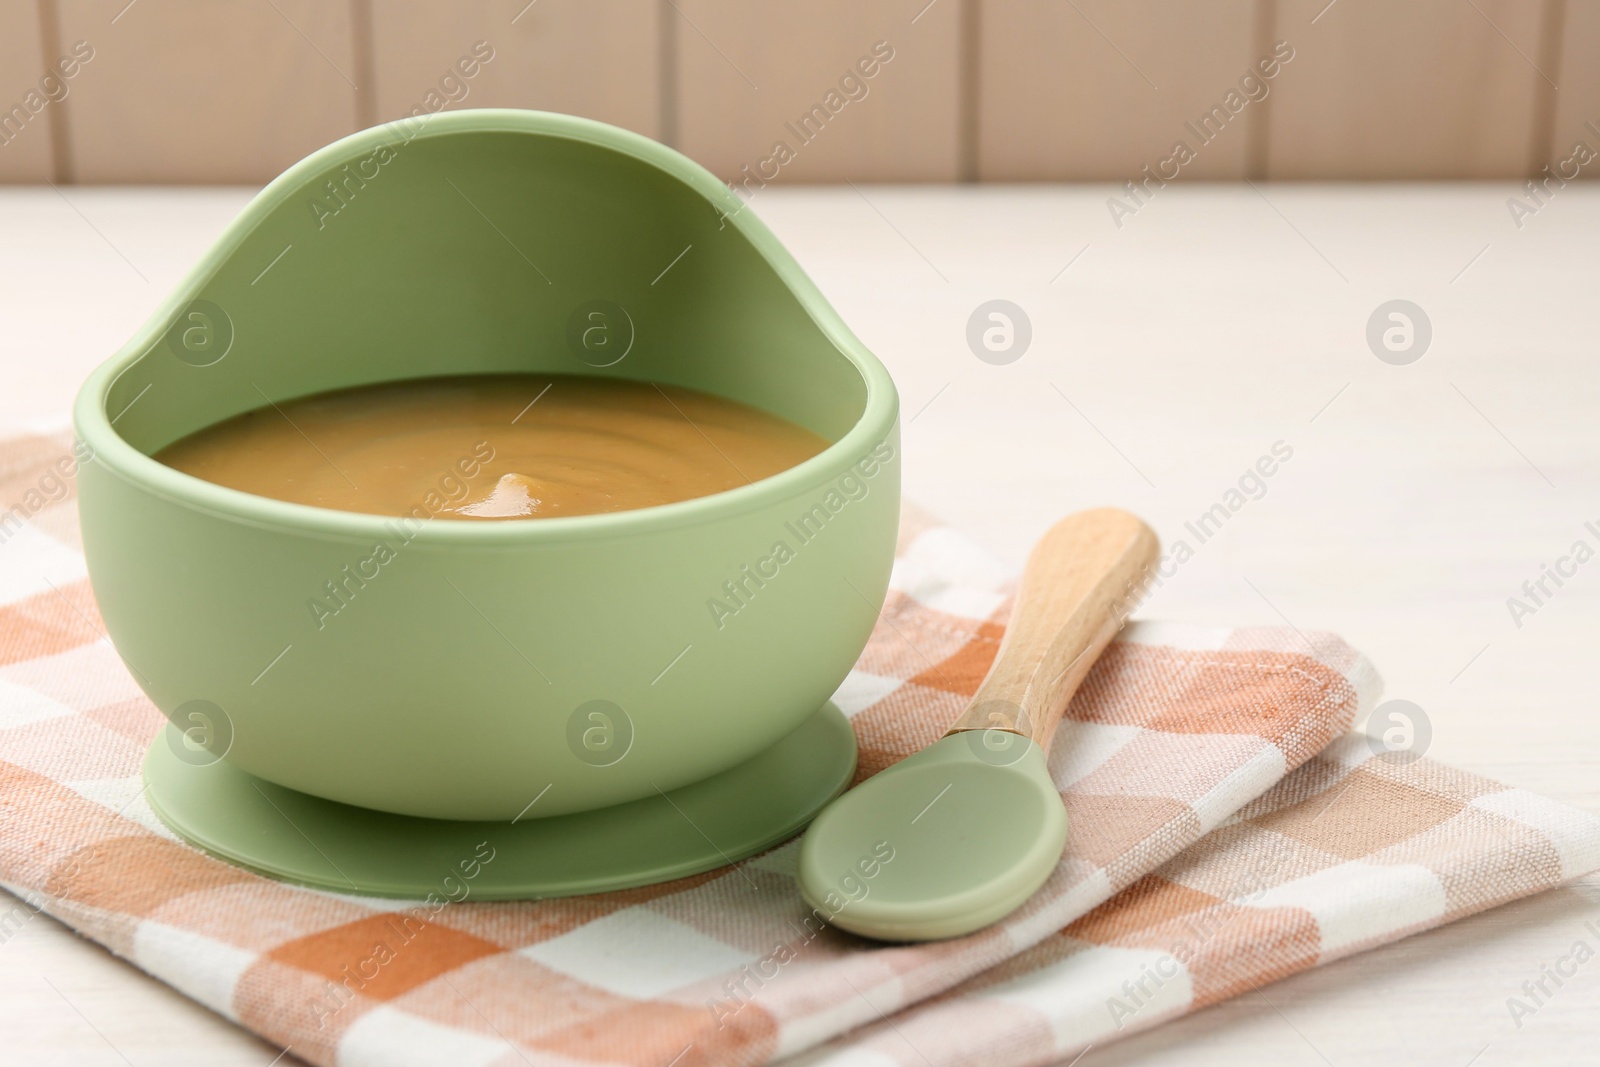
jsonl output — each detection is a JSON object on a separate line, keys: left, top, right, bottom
{"left": 947, "top": 508, "right": 1159, "bottom": 750}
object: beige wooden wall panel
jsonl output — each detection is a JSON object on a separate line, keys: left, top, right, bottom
{"left": 0, "top": 2, "right": 55, "bottom": 181}
{"left": 1551, "top": 0, "right": 1600, "bottom": 176}
{"left": 55, "top": 0, "right": 360, "bottom": 183}
{"left": 978, "top": 0, "right": 1266, "bottom": 181}
{"left": 674, "top": 0, "right": 961, "bottom": 184}
{"left": 369, "top": 0, "right": 660, "bottom": 141}
{"left": 1265, "top": 0, "right": 1550, "bottom": 179}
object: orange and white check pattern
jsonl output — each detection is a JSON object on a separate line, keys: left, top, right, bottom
{"left": 1, "top": 431, "right": 1593, "bottom": 1067}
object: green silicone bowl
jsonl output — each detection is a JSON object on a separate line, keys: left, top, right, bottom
{"left": 73, "top": 109, "right": 900, "bottom": 822}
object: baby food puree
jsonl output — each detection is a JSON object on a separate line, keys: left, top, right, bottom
{"left": 156, "top": 374, "right": 829, "bottom": 520}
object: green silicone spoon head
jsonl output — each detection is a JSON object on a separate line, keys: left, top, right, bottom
{"left": 796, "top": 730, "right": 1068, "bottom": 941}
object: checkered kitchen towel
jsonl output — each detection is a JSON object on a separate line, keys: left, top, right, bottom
{"left": 2, "top": 430, "right": 1597, "bottom": 1067}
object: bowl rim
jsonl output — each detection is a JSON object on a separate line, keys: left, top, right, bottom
{"left": 73, "top": 108, "right": 900, "bottom": 546}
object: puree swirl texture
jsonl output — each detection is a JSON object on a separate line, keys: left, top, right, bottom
{"left": 155, "top": 374, "right": 831, "bottom": 520}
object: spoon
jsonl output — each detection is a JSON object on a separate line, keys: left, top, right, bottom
{"left": 796, "top": 508, "right": 1159, "bottom": 941}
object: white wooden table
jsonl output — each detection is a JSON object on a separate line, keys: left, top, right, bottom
{"left": 2, "top": 184, "right": 1596, "bottom": 1065}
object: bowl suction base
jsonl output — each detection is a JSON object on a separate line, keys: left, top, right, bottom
{"left": 143, "top": 702, "right": 857, "bottom": 900}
